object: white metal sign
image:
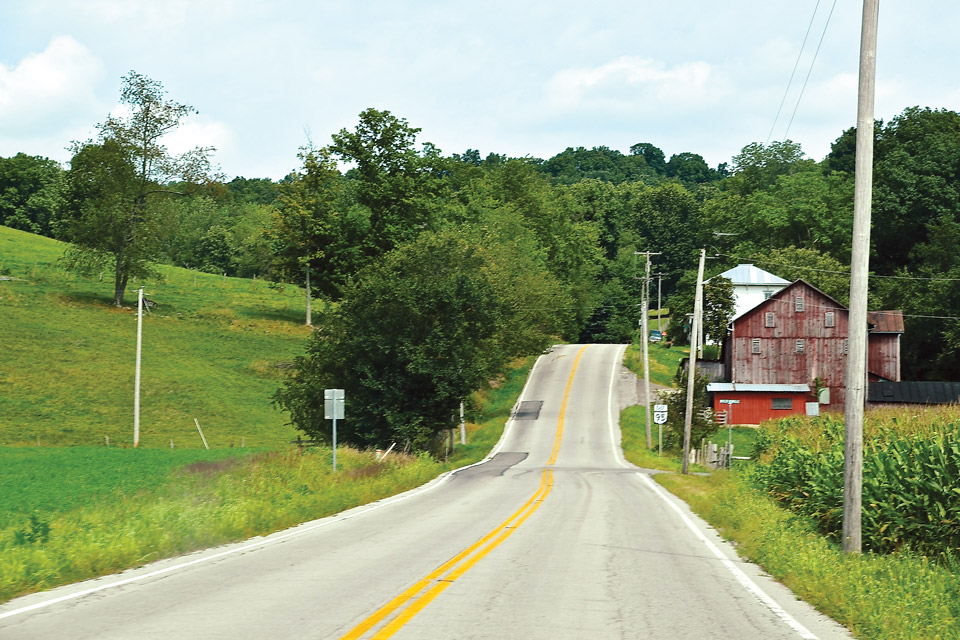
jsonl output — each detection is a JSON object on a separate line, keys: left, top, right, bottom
{"left": 653, "top": 403, "right": 668, "bottom": 425}
{"left": 324, "top": 388, "right": 345, "bottom": 419}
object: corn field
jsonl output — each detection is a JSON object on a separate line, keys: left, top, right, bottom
{"left": 750, "top": 410, "right": 960, "bottom": 559}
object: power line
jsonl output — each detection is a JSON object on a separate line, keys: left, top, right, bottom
{"left": 783, "top": 0, "right": 838, "bottom": 140}
{"left": 717, "top": 252, "right": 960, "bottom": 283}
{"left": 767, "top": 0, "right": 822, "bottom": 144}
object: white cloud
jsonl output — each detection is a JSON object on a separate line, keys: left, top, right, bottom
{"left": 546, "top": 56, "right": 721, "bottom": 113}
{"left": 0, "top": 35, "right": 105, "bottom": 138}
{"left": 162, "top": 118, "right": 235, "bottom": 158}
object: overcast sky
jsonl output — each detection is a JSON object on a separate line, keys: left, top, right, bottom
{"left": 1, "top": 1, "right": 957, "bottom": 180}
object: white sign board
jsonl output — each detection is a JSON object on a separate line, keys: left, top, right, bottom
{"left": 324, "top": 388, "right": 345, "bottom": 419}
{"left": 653, "top": 403, "right": 668, "bottom": 425}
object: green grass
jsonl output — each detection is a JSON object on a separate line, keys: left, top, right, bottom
{"left": 1, "top": 225, "right": 312, "bottom": 447}
{"left": 622, "top": 340, "right": 689, "bottom": 388}
{"left": 657, "top": 471, "right": 960, "bottom": 640}
{"left": 619, "top": 403, "right": 960, "bottom": 640}
{"left": 707, "top": 426, "right": 759, "bottom": 458}
{"left": 0, "top": 354, "right": 536, "bottom": 604}
{"left": 0, "top": 447, "right": 262, "bottom": 522}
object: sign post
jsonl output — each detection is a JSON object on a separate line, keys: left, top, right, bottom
{"left": 719, "top": 399, "right": 740, "bottom": 452}
{"left": 324, "top": 389, "right": 345, "bottom": 471}
{"left": 653, "top": 404, "right": 668, "bottom": 457}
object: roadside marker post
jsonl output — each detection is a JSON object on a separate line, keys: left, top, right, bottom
{"left": 653, "top": 404, "right": 668, "bottom": 456}
{"left": 719, "top": 398, "right": 740, "bottom": 454}
{"left": 324, "top": 389, "right": 345, "bottom": 471}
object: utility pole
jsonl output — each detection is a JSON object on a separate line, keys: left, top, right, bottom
{"left": 304, "top": 263, "right": 312, "bottom": 327}
{"left": 134, "top": 286, "right": 144, "bottom": 448}
{"left": 636, "top": 251, "right": 661, "bottom": 449}
{"left": 843, "top": 0, "right": 879, "bottom": 555}
{"left": 655, "top": 272, "right": 664, "bottom": 334}
{"left": 682, "top": 249, "right": 706, "bottom": 474}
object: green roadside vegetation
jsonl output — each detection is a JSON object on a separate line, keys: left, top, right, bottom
{"left": 0, "top": 356, "right": 534, "bottom": 604}
{"left": 0, "top": 225, "right": 311, "bottom": 448}
{"left": 621, "top": 339, "right": 689, "bottom": 388}
{"left": 620, "top": 405, "right": 960, "bottom": 640}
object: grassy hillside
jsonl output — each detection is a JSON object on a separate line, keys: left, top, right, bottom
{"left": 0, "top": 225, "right": 313, "bottom": 448}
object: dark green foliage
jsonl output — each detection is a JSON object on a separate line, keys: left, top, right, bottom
{"left": 657, "top": 368, "right": 716, "bottom": 451}
{"left": 56, "top": 71, "right": 213, "bottom": 306}
{"left": 753, "top": 416, "right": 960, "bottom": 557}
{"left": 728, "top": 140, "right": 811, "bottom": 195}
{"left": 541, "top": 146, "right": 655, "bottom": 185}
{"left": 665, "top": 152, "right": 719, "bottom": 186}
{"left": 329, "top": 108, "right": 443, "bottom": 255}
{"left": 13, "top": 514, "right": 51, "bottom": 546}
{"left": 666, "top": 272, "right": 735, "bottom": 346}
{"left": 0, "top": 153, "right": 63, "bottom": 237}
{"left": 629, "top": 142, "right": 667, "bottom": 175}
{"left": 275, "top": 222, "right": 568, "bottom": 451}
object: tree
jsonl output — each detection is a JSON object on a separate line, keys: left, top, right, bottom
{"left": 271, "top": 146, "right": 371, "bottom": 312}
{"left": 701, "top": 276, "right": 735, "bottom": 345}
{"left": 274, "top": 220, "right": 568, "bottom": 451}
{"left": 658, "top": 368, "right": 715, "bottom": 451}
{"left": 0, "top": 153, "right": 64, "bottom": 237}
{"left": 665, "top": 152, "right": 717, "bottom": 186}
{"left": 629, "top": 142, "right": 667, "bottom": 175}
{"left": 57, "top": 71, "right": 213, "bottom": 306}
{"left": 728, "top": 140, "right": 812, "bottom": 195}
{"left": 329, "top": 108, "right": 441, "bottom": 255}
{"left": 667, "top": 271, "right": 734, "bottom": 346}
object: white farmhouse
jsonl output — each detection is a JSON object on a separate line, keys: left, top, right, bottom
{"left": 716, "top": 263, "right": 789, "bottom": 321}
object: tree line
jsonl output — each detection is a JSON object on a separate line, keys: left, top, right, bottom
{"left": 3, "top": 71, "right": 960, "bottom": 448}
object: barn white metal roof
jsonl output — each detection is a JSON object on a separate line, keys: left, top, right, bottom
{"left": 717, "top": 264, "right": 789, "bottom": 286}
{"left": 707, "top": 383, "right": 810, "bottom": 393}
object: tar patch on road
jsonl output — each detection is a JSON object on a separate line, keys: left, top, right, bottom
{"left": 455, "top": 452, "right": 529, "bottom": 478}
{"left": 512, "top": 400, "right": 543, "bottom": 420}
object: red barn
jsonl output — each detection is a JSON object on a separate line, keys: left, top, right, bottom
{"left": 708, "top": 280, "right": 903, "bottom": 424}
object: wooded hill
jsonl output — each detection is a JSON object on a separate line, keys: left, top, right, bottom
{"left": 3, "top": 71, "right": 959, "bottom": 449}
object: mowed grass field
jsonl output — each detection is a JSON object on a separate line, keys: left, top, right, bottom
{"left": 0, "top": 225, "right": 312, "bottom": 448}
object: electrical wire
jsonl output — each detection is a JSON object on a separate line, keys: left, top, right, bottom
{"left": 716, "top": 252, "right": 960, "bottom": 283}
{"left": 767, "top": 0, "right": 822, "bottom": 144}
{"left": 783, "top": 0, "right": 838, "bottom": 140}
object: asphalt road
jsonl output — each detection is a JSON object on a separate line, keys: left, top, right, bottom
{"left": 0, "top": 343, "right": 853, "bottom": 639}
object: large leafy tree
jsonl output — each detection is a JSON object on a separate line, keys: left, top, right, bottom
{"left": 57, "top": 71, "right": 213, "bottom": 306}
{"left": 0, "top": 153, "right": 63, "bottom": 237}
{"left": 275, "top": 219, "right": 568, "bottom": 451}
{"left": 328, "top": 108, "right": 442, "bottom": 256}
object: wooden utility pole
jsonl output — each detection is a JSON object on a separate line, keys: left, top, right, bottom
{"left": 636, "top": 251, "right": 661, "bottom": 449}
{"left": 843, "top": 0, "right": 879, "bottom": 554}
{"left": 655, "top": 272, "right": 664, "bottom": 333}
{"left": 682, "top": 249, "right": 706, "bottom": 474}
{"left": 304, "top": 264, "right": 312, "bottom": 326}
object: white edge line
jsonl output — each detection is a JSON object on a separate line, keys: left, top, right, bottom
{"left": 0, "top": 352, "right": 550, "bottom": 623}
{"left": 633, "top": 474, "right": 818, "bottom": 639}
{"left": 607, "top": 343, "right": 817, "bottom": 640}
{"left": 607, "top": 343, "right": 629, "bottom": 467}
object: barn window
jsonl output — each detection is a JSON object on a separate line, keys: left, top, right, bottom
{"left": 825, "top": 311, "right": 835, "bottom": 327}
{"left": 795, "top": 296, "right": 805, "bottom": 312}
{"left": 751, "top": 338, "right": 761, "bottom": 354}
{"left": 795, "top": 339, "right": 805, "bottom": 354}
{"left": 772, "top": 398, "right": 793, "bottom": 410}
{"left": 765, "top": 312, "right": 775, "bottom": 327}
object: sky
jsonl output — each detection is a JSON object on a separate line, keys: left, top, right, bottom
{"left": 1, "top": 1, "right": 958, "bottom": 181}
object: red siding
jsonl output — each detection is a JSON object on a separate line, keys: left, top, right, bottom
{"left": 712, "top": 391, "right": 810, "bottom": 425}
{"left": 868, "top": 334, "right": 900, "bottom": 381}
{"left": 729, "top": 281, "right": 848, "bottom": 411}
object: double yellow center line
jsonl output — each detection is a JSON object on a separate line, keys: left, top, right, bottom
{"left": 339, "top": 346, "right": 588, "bottom": 639}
